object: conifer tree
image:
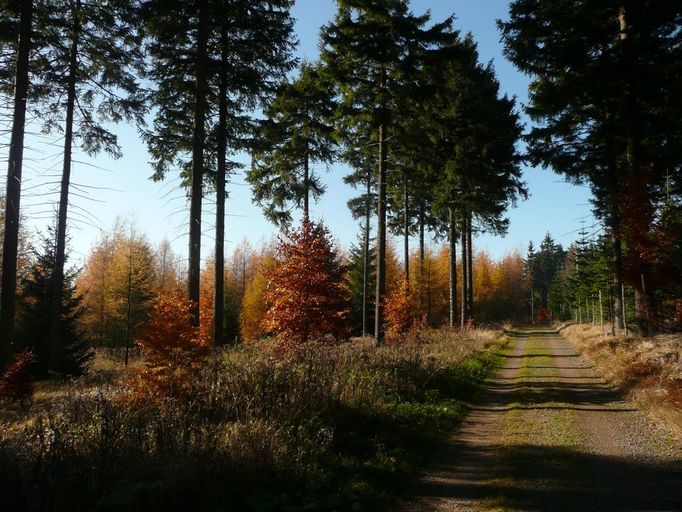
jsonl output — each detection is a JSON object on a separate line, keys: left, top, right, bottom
{"left": 248, "top": 61, "right": 337, "bottom": 227}
{"left": 346, "top": 234, "right": 376, "bottom": 336}
{"left": 23, "top": 0, "right": 146, "bottom": 373}
{"left": 143, "top": 0, "right": 295, "bottom": 337}
{"left": 0, "top": 0, "right": 32, "bottom": 368}
{"left": 321, "top": 0, "right": 458, "bottom": 344}
{"left": 500, "top": 0, "right": 682, "bottom": 333}
{"left": 16, "top": 227, "right": 91, "bottom": 378}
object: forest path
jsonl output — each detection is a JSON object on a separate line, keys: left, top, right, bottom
{"left": 404, "top": 327, "right": 682, "bottom": 511}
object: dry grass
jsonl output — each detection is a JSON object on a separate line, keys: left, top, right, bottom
{"left": 0, "top": 328, "right": 502, "bottom": 512}
{"left": 560, "top": 323, "right": 682, "bottom": 436}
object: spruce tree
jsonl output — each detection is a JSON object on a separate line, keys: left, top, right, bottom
{"left": 248, "top": 61, "right": 337, "bottom": 227}
{"left": 0, "top": 0, "right": 32, "bottom": 368}
{"left": 500, "top": 0, "right": 682, "bottom": 333}
{"left": 346, "top": 235, "right": 376, "bottom": 336}
{"left": 19, "top": 0, "right": 145, "bottom": 373}
{"left": 16, "top": 227, "right": 91, "bottom": 378}
{"left": 321, "top": 0, "right": 458, "bottom": 344}
{"left": 143, "top": 0, "right": 295, "bottom": 338}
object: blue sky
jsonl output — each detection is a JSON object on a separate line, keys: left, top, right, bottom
{"left": 9, "top": 0, "right": 595, "bottom": 266}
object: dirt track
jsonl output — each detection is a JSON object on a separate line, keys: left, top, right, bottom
{"left": 405, "top": 328, "right": 682, "bottom": 512}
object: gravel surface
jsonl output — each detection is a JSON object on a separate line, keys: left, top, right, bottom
{"left": 404, "top": 328, "right": 682, "bottom": 512}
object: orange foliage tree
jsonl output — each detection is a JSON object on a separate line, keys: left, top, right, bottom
{"left": 385, "top": 279, "right": 417, "bottom": 340}
{"left": 262, "top": 220, "right": 349, "bottom": 346}
{"left": 132, "top": 292, "right": 210, "bottom": 399}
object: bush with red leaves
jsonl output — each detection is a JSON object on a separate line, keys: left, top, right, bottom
{"left": 0, "top": 350, "right": 36, "bottom": 407}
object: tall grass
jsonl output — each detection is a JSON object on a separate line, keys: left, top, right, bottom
{"left": 0, "top": 328, "right": 502, "bottom": 512}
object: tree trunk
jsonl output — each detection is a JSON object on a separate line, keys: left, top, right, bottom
{"left": 362, "top": 169, "right": 371, "bottom": 337}
{"left": 374, "top": 121, "right": 387, "bottom": 345}
{"left": 188, "top": 0, "right": 209, "bottom": 326}
{"left": 213, "top": 30, "right": 228, "bottom": 346}
{"left": 460, "top": 211, "right": 467, "bottom": 328}
{"left": 418, "top": 203, "right": 425, "bottom": 317}
{"left": 448, "top": 207, "right": 457, "bottom": 328}
{"left": 49, "top": 0, "right": 80, "bottom": 374}
{"left": 0, "top": 0, "right": 32, "bottom": 368}
{"left": 124, "top": 249, "right": 132, "bottom": 366}
{"left": 466, "top": 212, "right": 474, "bottom": 323}
{"left": 403, "top": 176, "right": 409, "bottom": 282}
{"left": 619, "top": 6, "right": 651, "bottom": 335}
{"left": 303, "top": 150, "right": 309, "bottom": 222}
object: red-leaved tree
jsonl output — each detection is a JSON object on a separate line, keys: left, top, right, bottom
{"left": 0, "top": 350, "right": 35, "bottom": 407}
{"left": 262, "top": 220, "right": 349, "bottom": 347}
{"left": 132, "top": 292, "right": 210, "bottom": 400}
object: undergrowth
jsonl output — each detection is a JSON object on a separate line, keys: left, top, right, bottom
{"left": 0, "top": 328, "right": 504, "bottom": 512}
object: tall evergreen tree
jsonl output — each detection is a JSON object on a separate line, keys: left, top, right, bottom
{"left": 320, "top": 0, "right": 459, "bottom": 344}
{"left": 0, "top": 0, "right": 32, "bottom": 369}
{"left": 143, "top": 0, "right": 295, "bottom": 337}
{"left": 27, "top": 0, "right": 145, "bottom": 373}
{"left": 346, "top": 234, "right": 376, "bottom": 336}
{"left": 248, "top": 61, "right": 337, "bottom": 227}
{"left": 500, "top": 0, "right": 682, "bottom": 333}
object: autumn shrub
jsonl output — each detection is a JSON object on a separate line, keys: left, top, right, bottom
{"left": 385, "top": 279, "right": 417, "bottom": 341}
{"left": 0, "top": 350, "right": 35, "bottom": 407}
{"left": 262, "top": 220, "right": 349, "bottom": 348}
{"left": 130, "top": 292, "right": 210, "bottom": 400}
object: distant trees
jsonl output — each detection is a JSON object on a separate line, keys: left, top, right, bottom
{"left": 77, "top": 221, "right": 155, "bottom": 363}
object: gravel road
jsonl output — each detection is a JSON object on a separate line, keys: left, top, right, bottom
{"left": 405, "top": 327, "right": 682, "bottom": 512}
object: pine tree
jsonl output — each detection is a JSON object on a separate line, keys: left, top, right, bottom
{"left": 27, "top": 0, "right": 146, "bottom": 373}
{"left": 143, "top": 0, "right": 295, "bottom": 336}
{"left": 425, "top": 37, "right": 526, "bottom": 326}
{"left": 248, "top": 61, "right": 337, "bottom": 227}
{"left": 16, "top": 228, "right": 91, "bottom": 378}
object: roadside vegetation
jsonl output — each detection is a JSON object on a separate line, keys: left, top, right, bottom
{"left": 0, "top": 328, "right": 503, "bottom": 512}
{"left": 561, "top": 324, "right": 682, "bottom": 437}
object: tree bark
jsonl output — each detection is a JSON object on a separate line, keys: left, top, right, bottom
{"left": 403, "top": 176, "right": 409, "bottom": 282}
{"left": 1, "top": 0, "right": 32, "bottom": 368}
{"left": 448, "top": 207, "right": 457, "bottom": 328}
{"left": 49, "top": 0, "right": 80, "bottom": 374}
{"left": 213, "top": 28, "right": 228, "bottom": 346}
{"left": 466, "top": 212, "right": 474, "bottom": 323}
{"left": 188, "top": 0, "right": 209, "bottom": 326}
{"left": 418, "top": 203, "right": 425, "bottom": 317}
{"left": 362, "top": 169, "right": 371, "bottom": 337}
{"left": 303, "top": 150, "right": 309, "bottom": 223}
{"left": 460, "top": 211, "right": 467, "bottom": 328}
{"left": 619, "top": 6, "right": 651, "bottom": 335}
{"left": 374, "top": 121, "right": 387, "bottom": 345}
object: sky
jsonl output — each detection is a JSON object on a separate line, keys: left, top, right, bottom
{"left": 5, "top": 0, "right": 596, "bottom": 267}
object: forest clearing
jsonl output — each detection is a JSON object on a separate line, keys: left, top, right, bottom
{"left": 1, "top": 0, "right": 681, "bottom": 511}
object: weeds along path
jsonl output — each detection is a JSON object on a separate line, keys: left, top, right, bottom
{"left": 404, "top": 327, "right": 682, "bottom": 512}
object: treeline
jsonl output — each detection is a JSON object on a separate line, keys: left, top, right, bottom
{"left": 1, "top": 0, "right": 527, "bottom": 376}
